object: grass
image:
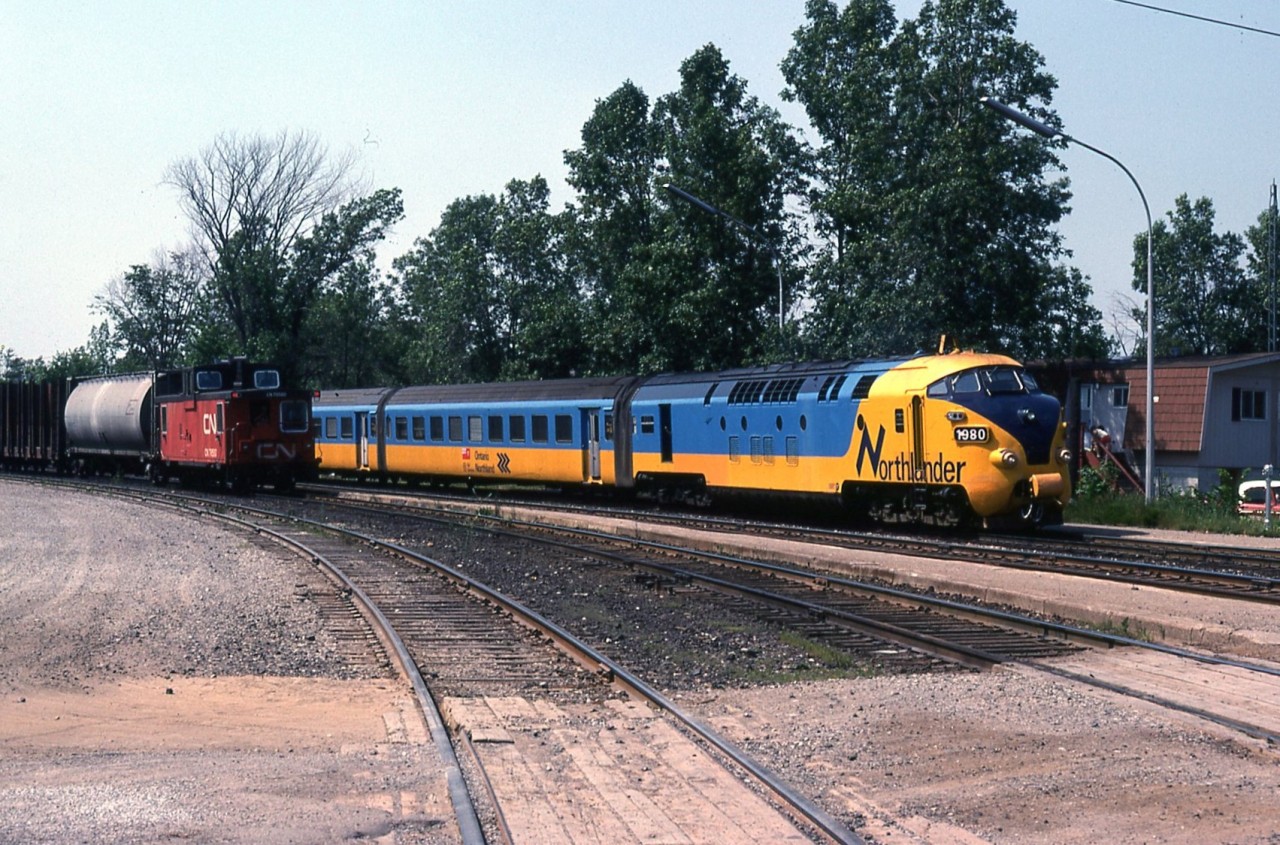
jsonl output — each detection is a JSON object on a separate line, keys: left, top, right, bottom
{"left": 1067, "top": 468, "right": 1274, "bottom": 535}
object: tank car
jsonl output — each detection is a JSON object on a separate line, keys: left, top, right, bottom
{"left": 64, "top": 372, "right": 154, "bottom": 475}
{"left": 313, "top": 350, "right": 1070, "bottom": 527}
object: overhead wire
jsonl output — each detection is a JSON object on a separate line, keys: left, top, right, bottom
{"left": 1108, "top": 0, "right": 1280, "bottom": 38}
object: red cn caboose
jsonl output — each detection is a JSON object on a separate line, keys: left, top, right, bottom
{"left": 153, "top": 359, "right": 316, "bottom": 491}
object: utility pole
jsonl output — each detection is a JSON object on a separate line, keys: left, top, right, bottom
{"left": 1270, "top": 182, "right": 1276, "bottom": 353}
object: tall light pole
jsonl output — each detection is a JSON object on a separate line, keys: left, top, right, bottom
{"left": 980, "top": 97, "right": 1156, "bottom": 505}
{"left": 664, "top": 183, "right": 785, "bottom": 333}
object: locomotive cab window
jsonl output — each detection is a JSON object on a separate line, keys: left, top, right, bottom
{"left": 280, "top": 400, "right": 309, "bottom": 433}
{"left": 195, "top": 370, "right": 222, "bottom": 391}
{"left": 253, "top": 370, "right": 281, "bottom": 390}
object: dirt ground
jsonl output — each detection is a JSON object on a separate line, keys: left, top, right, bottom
{"left": 0, "top": 482, "right": 458, "bottom": 844}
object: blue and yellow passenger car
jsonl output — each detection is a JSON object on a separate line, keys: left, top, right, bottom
{"left": 312, "top": 350, "right": 1070, "bottom": 526}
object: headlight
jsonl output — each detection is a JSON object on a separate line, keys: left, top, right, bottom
{"left": 989, "top": 448, "right": 1019, "bottom": 468}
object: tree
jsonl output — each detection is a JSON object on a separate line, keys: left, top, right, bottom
{"left": 1242, "top": 202, "right": 1280, "bottom": 352}
{"left": 564, "top": 46, "right": 801, "bottom": 374}
{"left": 166, "top": 131, "right": 402, "bottom": 381}
{"left": 303, "top": 259, "right": 398, "bottom": 389}
{"left": 1134, "top": 194, "right": 1255, "bottom": 356}
{"left": 94, "top": 248, "right": 204, "bottom": 369}
{"left": 784, "top": 0, "right": 1108, "bottom": 360}
{"left": 392, "top": 177, "right": 583, "bottom": 384}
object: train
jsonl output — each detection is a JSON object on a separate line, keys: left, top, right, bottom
{"left": 312, "top": 350, "right": 1071, "bottom": 527}
{"left": 0, "top": 358, "right": 317, "bottom": 491}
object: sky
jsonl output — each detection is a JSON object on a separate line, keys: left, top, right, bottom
{"left": 3, "top": 1, "right": 1279, "bottom": 361}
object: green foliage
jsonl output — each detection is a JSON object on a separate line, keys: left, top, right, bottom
{"left": 1067, "top": 470, "right": 1271, "bottom": 535}
{"left": 1073, "top": 465, "right": 1118, "bottom": 500}
{"left": 94, "top": 250, "right": 204, "bottom": 369}
{"left": 785, "top": 0, "right": 1109, "bottom": 361}
{"left": 1132, "top": 195, "right": 1257, "bottom": 356}
{"left": 393, "top": 177, "right": 586, "bottom": 385}
{"left": 565, "top": 45, "right": 802, "bottom": 375}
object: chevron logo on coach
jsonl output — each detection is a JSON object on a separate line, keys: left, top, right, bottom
{"left": 497, "top": 453, "right": 511, "bottom": 473}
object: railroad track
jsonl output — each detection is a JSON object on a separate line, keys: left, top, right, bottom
{"left": 303, "top": 482, "right": 1280, "bottom": 605}
{"left": 297, "top": 483, "right": 1280, "bottom": 745}
{"left": 33, "top": 477, "right": 863, "bottom": 844}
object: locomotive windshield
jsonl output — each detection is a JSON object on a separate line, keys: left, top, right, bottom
{"left": 927, "top": 366, "right": 1040, "bottom": 398}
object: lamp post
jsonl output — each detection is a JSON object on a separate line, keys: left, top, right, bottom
{"left": 980, "top": 96, "right": 1155, "bottom": 504}
{"left": 664, "top": 183, "right": 785, "bottom": 333}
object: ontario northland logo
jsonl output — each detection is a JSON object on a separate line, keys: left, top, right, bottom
{"left": 855, "top": 415, "right": 967, "bottom": 483}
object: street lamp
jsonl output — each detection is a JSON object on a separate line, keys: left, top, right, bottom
{"left": 980, "top": 96, "right": 1156, "bottom": 505}
{"left": 664, "top": 183, "right": 785, "bottom": 333}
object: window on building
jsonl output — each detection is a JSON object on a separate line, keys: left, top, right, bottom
{"left": 1233, "top": 387, "right": 1267, "bottom": 421}
{"left": 1111, "top": 386, "right": 1129, "bottom": 408}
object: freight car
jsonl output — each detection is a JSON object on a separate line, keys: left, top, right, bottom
{"left": 313, "top": 350, "right": 1071, "bottom": 527}
{"left": 1, "top": 359, "right": 316, "bottom": 491}
{"left": 0, "top": 379, "right": 69, "bottom": 472}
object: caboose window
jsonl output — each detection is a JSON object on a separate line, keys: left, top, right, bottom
{"left": 253, "top": 370, "right": 280, "bottom": 390}
{"left": 532, "top": 415, "right": 549, "bottom": 443}
{"left": 555, "top": 414, "right": 573, "bottom": 443}
{"left": 280, "top": 400, "right": 309, "bottom": 433}
{"left": 196, "top": 371, "right": 222, "bottom": 391}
